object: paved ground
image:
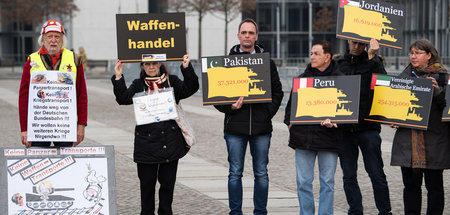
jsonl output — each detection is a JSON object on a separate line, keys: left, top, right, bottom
{"left": 1, "top": 77, "right": 449, "bottom": 214}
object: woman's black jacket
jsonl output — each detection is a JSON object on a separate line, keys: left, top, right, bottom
{"left": 111, "top": 64, "right": 199, "bottom": 164}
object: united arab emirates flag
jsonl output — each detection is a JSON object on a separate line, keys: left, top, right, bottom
{"left": 371, "top": 75, "right": 391, "bottom": 89}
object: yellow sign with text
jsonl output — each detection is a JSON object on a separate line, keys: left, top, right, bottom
{"left": 296, "top": 88, "right": 353, "bottom": 118}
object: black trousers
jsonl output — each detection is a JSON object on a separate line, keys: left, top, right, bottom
{"left": 401, "top": 167, "right": 444, "bottom": 215}
{"left": 137, "top": 160, "right": 179, "bottom": 215}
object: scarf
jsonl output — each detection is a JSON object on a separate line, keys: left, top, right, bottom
{"left": 144, "top": 73, "right": 167, "bottom": 93}
{"left": 411, "top": 62, "right": 448, "bottom": 168}
{"left": 38, "top": 46, "right": 63, "bottom": 68}
{"left": 312, "top": 63, "right": 334, "bottom": 76}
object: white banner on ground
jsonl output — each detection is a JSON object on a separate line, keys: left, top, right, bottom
{"left": 132, "top": 88, "right": 178, "bottom": 125}
{"left": 1, "top": 146, "right": 117, "bottom": 215}
{"left": 27, "top": 71, "right": 77, "bottom": 142}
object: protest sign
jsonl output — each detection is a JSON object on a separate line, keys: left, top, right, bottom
{"left": 442, "top": 76, "right": 450, "bottom": 121}
{"left": 366, "top": 74, "right": 433, "bottom": 129}
{"left": 290, "top": 75, "right": 360, "bottom": 124}
{"left": 27, "top": 71, "right": 77, "bottom": 142}
{"left": 0, "top": 146, "right": 116, "bottom": 215}
{"left": 201, "top": 53, "right": 272, "bottom": 105}
{"left": 336, "top": 0, "right": 405, "bottom": 49}
{"left": 116, "top": 13, "right": 186, "bottom": 62}
{"left": 132, "top": 89, "right": 177, "bottom": 125}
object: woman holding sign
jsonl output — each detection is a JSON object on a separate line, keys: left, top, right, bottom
{"left": 284, "top": 40, "right": 344, "bottom": 215}
{"left": 111, "top": 53, "right": 198, "bottom": 215}
{"left": 391, "top": 39, "right": 450, "bottom": 215}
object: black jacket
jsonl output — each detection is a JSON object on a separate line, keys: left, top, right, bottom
{"left": 391, "top": 64, "right": 450, "bottom": 169}
{"left": 111, "top": 64, "right": 199, "bottom": 164}
{"left": 335, "top": 51, "right": 386, "bottom": 132}
{"left": 214, "top": 44, "right": 283, "bottom": 135}
{"left": 284, "top": 62, "right": 344, "bottom": 153}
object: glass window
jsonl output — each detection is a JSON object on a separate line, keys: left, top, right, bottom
{"left": 257, "top": 4, "right": 275, "bottom": 32}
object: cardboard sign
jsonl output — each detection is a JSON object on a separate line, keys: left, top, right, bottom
{"left": 336, "top": 0, "right": 405, "bottom": 49}
{"left": 0, "top": 146, "right": 117, "bottom": 215}
{"left": 441, "top": 76, "right": 450, "bottom": 121}
{"left": 290, "top": 75, "right": 360, "bottom": 124}
{"left": 201, "top": 53, "right": 272, "bottom": 105}
{"left": 116, "top": 13, "right": 186, "bottom": 62}
{"left": 28, "top": 71, "right": 77, "bottom": 142}
{"left": 366, "top": 74, "right": 433, "bottom": 130}
{"left": 132, "top": 89, "right": 178, "bottom": 125}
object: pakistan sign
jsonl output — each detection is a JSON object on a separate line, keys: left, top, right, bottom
{"left": 201, "top": 53, "right": 272, "bottom": 105}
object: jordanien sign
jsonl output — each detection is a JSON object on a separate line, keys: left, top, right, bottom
{"left": 359, "top": 0, "right": 404, "bottom": 17}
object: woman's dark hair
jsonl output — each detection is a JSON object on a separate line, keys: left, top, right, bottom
{"left": 410, "top": 39, "right": 440, "bottom": 64}
{"left": 312, "top": 40, "right": 333, "bottom": 59}
{"left": 140, "top": 62, "right": 168, "bottom": 79}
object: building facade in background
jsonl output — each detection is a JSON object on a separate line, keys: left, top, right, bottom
{"left": 245, "top": 0, "right": 450, "bottom": 66}
{"left": 0, "top": 0, "right": 240, "bottom": 65}
{"left": 0, "top": 0, "right": 449, "bottom": 66}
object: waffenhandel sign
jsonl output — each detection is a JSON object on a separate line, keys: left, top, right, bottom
{"left": 116, "top": 13, "right": 186, "bottom": 62}
{"left": 201, "top": 53, "right": 272, "bottom": 105}
{"left": 0, "top": 146, "right": 117, "bottom": 215}
{"left": 336, "top": 0, "right": 405, "bottom": 49}
{"left": 289, "top": 75, "right": 360, "bottom": 124}
{"left": 366, "top": 75, "right": 433, "bottom": 130}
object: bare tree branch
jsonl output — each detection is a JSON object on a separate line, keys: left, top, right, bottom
{"left": 0, "top": 0, "right": 78, "bottom": 25}
{"left": 168, "top": 0, "right": 215, "bottom": 59}
{"left": 212, "top": 0, "right": 256, "bottom": 54}
{"left": 312, "top": 5, "right": 336, "bottom": 32}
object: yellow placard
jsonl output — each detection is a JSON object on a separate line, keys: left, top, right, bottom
{"left": 370, "top": 86, "right": 423, "bottom": 121}
{"left": 342, "top": 6, "right": 397, "bottom": 42}
{"left": 207, "top": 67, "right": 265, "bottom": 98}
{"left": 296, "top": 88, "right": 353, "bottom": 118}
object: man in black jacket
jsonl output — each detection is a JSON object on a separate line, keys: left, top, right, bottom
{"left": 214, "top": 18, "right": 283, "bottom": 215}
{"left": 336, "top": 39, "right": 392, "bottom": 215}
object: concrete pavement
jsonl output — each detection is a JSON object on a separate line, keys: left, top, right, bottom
{"left": 0, "top": 78, "right": 449, "bottom": 214}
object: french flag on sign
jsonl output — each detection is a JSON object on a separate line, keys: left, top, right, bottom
{"left": 293, "top": 78, "right": 313, "bottom": 92}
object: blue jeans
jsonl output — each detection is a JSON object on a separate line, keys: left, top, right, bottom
{"left": 339, "top": 130, "right": 392, "bottom": 215}
{"left": 295, "top": 149, "right": 338, "bottom": 215}
{"left": 224, "top": 133, "right": 271, "bottom": 215}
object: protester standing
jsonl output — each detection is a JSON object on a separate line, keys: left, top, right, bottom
{"left": 336, "top": 39, "right": 392, "bottom": 215}
{"left": 391, "top": 38, "right": 450, "bottom": 215}
{"left": 214, "top": 18, "right": 283, "bottom": 215}
{"left": 284, "top": 40, "right": 343, "bottom": 215}
{"left": 19, "top": 20, "right": 87, "bottom": 148}
{"left": 111, "top": 54, "right": 198, "bottom": 215}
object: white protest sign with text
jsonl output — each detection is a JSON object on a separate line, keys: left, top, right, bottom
{"left": 27, "top": 71, "right": 77, "bottom": 142}
{"left": 132, "top": 88, "right": 178, "bottom": 125}
{"left": 1, "top": 146, "right": 116, "bottom": 215}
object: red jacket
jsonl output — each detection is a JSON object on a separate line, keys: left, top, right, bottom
{"left": 18, "top": 47, "right": 88, "bottom": 132}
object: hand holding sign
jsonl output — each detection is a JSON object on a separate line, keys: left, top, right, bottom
{"left": 74, "top": 124, "right": 85, "bottom": 147}
{"left": 425, "top": 76, "right": 438, "bottom": 91}
{"left": 182, "top": 52, "right": 190, "bottom": 69}
{"left": 321, "top": 118, "right": 338, "bottom": 128}
{"left": 368, "top": 38, "right": 379, "bottom": 60}
{"left": 21, "top": 131, "right": 31, "bottom": 148}
{"left": 231, "top": 97, "right": 244, "bottom": 110}
{"left": 115, "top": 60, "right": 125, "bottom": 79}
